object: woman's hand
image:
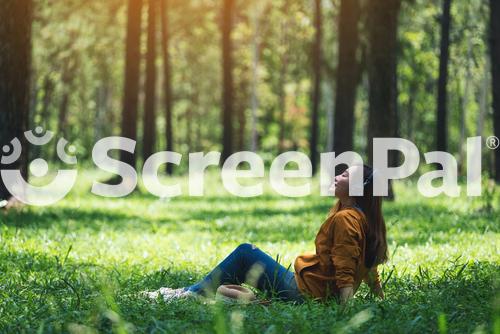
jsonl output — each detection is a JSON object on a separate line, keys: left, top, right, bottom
{"left": 338, "top": 286, "right": 354, "bottom": 304}
{"left": 372, "top": 285, "right": 385, "bottom": 299}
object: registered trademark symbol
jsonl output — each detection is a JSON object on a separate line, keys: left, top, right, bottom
{"left": 486, "top": 136, "right": 499, "bottom": 149}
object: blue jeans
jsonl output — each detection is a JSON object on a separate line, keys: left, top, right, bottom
{"left": 186, "top": 243, "right": 303, "bottom": 302}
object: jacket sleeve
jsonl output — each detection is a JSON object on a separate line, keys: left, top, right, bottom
{"left": 329, "top": 212, "right": 362, "bottom": 288}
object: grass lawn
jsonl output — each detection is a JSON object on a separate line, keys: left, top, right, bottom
{"left": 0, "top": 170, "right": 499, "bottom": 333}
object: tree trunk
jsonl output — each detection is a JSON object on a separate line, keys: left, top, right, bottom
{"left": 0, "top": 0, "right": 32, "bottom": 202}
{"left": 278, "top": 4, "right": 289, "bottom": 153}
{"left": 367, "top": 0, "right": 401, "bottom": 162}
{"left": 250, "top": 7, "right": 261, "bottom": 152}
{"left": 143, "top": 0, "right": 157, "bottom": 162}
{"left": 334, "top": 0, "right": 360, "bottom": 167}
{"left": 94, "top": 84, "right": 110, "bottom": 142}
{"left": 32, "top": 75, "right": 53, "bottom": 159}
{"left": 187, "top": 105, "right": 193, "bottom": 151}
{"left": 436, "top": 0, "right": 452, "bottom": 152}
{"left": 309, "top": 0, "right": 322, "bottom": 174}
{"left": 477, "top": 60, "right": 489, "bottom": 140}
{"left": 367, "top": 0, "right": 401, "bottom": 200}
{"left": 326, "top": 91, "right": 335, "bottom": 152}
{"left": 57, "top": 92, "right": 69, "bottom": 138}
{"left": 490, "top": 0, "right": 500, "bottom": 182}
{"left": 119, "top": 0, "right": 143, "bottom": 170}
{"left": 278, "top": 68, "right": 287, "bottom": 153}
{"left": 160, "top": 0, "right": 173, "bottom": 174}
{"left": 40, "top": 75, "right": 54, "bottom": 130}
{"left": 94, "top": 53, "right": 111, "bottom": 142}
{"left": 237, "top": 78, "right": 246, "bottom": 151}
{"left": 196, "top": 105, "right": 202, "bottom": 151}
{"left": 458, "top": 36, "right": 472, "bottom": 175}
{"left": 27, "top": 71, "right": 37, "bottom": 162}
{"left": 221, "top": 0, "right": 234, "bottom": 162}
{"left": 391, "top": 48, "right": 400, "bottom": 171}
{"left": 406, "top": 81, "right": 416, "bottom": 142}
{"left": 56, "top": 56, "right": 77, "bottom": 141}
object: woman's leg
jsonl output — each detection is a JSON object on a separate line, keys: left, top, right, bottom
{"left": 186, "top": 243, "right": 302, "bottom": 302}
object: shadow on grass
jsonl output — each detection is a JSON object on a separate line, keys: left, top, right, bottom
{"left": 0, "top": 197, "right": 497, "bottom": 246}
{"left": 383, "top": 202, "right": 499, "bottom": 245}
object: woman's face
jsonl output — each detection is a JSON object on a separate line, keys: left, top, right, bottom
{"left": 330, "top": 166, "right": 361, "bottom": 198}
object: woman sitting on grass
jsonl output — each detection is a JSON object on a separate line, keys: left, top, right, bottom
{"left": 148, "top": 164, "right": 387, "bottom": 304}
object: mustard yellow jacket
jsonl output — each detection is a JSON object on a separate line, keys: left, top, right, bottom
{"left": 294, "top": 201, "right": 381, "bottom": 299}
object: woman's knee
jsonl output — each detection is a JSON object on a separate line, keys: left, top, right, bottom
{"left": 235, "top": 243, "right": 256, "bottom": 255}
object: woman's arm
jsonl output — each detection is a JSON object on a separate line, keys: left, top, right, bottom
{"left": 329, "top": 212, "right": 362, "bottom": 302}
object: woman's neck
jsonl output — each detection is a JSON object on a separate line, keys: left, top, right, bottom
{"left": 339, "top": 196, "right": 356, "bottom": 208}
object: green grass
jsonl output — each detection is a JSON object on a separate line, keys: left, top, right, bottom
{"left": 0, "top": 170, "right": 499, "bottom": 333}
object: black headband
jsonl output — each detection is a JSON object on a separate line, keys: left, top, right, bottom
{"left": 363, "top": 171, "right": 374, "bottom": 186}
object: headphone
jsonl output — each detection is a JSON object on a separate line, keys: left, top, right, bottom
{"left": 363, "top": 170, "right": 376, "bottom": 186}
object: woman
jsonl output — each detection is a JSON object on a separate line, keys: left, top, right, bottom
{"left": 148, "top": 164, "right": 387, "bottom": 304}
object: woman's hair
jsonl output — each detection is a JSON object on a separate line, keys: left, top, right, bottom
{"left": 353, "top": 164, "right": 388, "bottom": 268}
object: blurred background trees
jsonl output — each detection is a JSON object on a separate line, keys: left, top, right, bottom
{"left": 0, "top": 0, "right": 499, "bottom": 191}
{"left": 490, "top": 0, "right": 500, "bottom": 182}
{"left": 0, "top": 0, "right": 33, "bottom": 203}
{"left": 333, "top": 0, "right": 361, "bottom": 173}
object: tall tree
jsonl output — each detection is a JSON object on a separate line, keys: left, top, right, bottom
{"left": 436, "top": 0, "right": 452, "bottom": 152}
{"left": 143, "top": 0, "right": 158, "bottom": 162}
{"left": 119, "top": 0, "right": 143, "bottom": 170}
{"left": 236, "top": 74, "right": 248, "bottom": 151}
{"left": 160, "top": 0, "right": 174, "bottom": 174}
{"left": 366, "top": 0, "right": 401, "bottom": 199}
{"left": 490, "top": 0, "right": 500, "bottom": 182}
{"left": 221, "top": 0, "right": 235, "bottom": 162}
{"left": 0, "top": 0, "right": 32, "bottom": 205}
{"left": 40, "top": 76, "right": 54, "bottom": 131}
{"left": 56, "top": 46, "right": 79, "bottom": 142}
{"left": 309, "top": 0, "right": 322, "bottom": 174}
{"left": 457, "top": 36, "right": 472, "bottom": 175}
{"left": 333, "top": 0, "right": 361, "bottom": 167}
{"left": 249, "top": 4, "right": 262, "bottom": 152}
{"left": 278, "top": 2, "right": 289, "bottom": 153}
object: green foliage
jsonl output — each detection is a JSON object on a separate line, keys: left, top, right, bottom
{"left": 398, "top": 0, "right": 493, "bottom": 156}
{"left": 29, "top": 0, "right": 494, "bottom": 161}
{"left": 0, "top": 171, "right": 498, "bottom": 333}
{"left": 30, "top": 0, "right": 320, "bottom": 159}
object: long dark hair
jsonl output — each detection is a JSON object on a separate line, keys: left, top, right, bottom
{"left": 353, "top": 164, "right": 388, "bottom": 268}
